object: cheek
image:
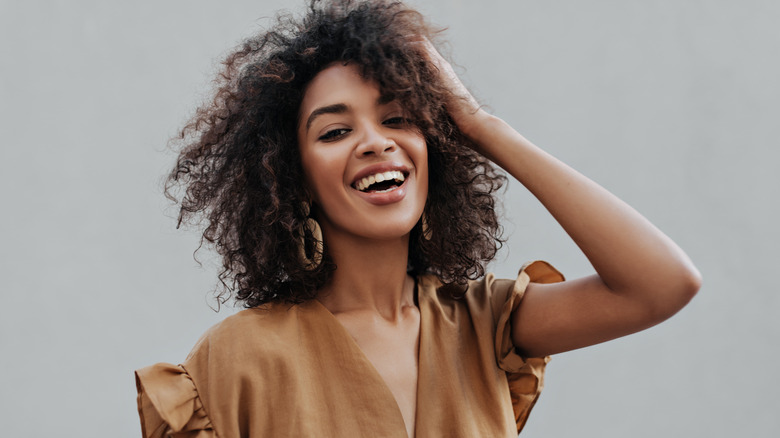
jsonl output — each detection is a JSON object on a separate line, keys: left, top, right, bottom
{"left": 299, "top": 147, "right": 342, "bottom": 205}
{"left": 299, "top": 150, "right": 327, "bottom": 205}
{"left": 413, "top": 138, "right": 429, "bottom": 193}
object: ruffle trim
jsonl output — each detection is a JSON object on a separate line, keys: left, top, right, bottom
{"left": 494, "top": 260, "right": 565, "bottom": 433}
{"left": 135, "top": 363, "right": 216, "bottom": 438}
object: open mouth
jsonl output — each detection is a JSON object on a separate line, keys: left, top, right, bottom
{"left": 353, "top": 170, "right": 408, "bottom": 193}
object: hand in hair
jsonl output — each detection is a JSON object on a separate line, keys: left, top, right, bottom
{"left": 411, "top": 37, "right": 489, "bottom": 142}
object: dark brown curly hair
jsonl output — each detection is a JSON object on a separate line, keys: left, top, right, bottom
{"left": 166, "top": 0, "right": 506, "bottom": 308}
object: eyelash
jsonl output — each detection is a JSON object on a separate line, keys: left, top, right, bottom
{"left": 317, "top": 117, "right": 410, "bottom": 142}
{"left": 383, "top": 116, "right": 408, "bottom": 126}
{"left": 318, "top": 128, "right": 350, "bottom": 141}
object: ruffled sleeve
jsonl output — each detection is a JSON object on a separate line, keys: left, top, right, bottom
{"left": 493, "top": 260, "right": 565, "bottom": 433}
{"left": 135, "top": 363, "right": 215, "bottom": 438}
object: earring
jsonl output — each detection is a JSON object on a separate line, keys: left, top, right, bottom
{"left": 299, "top": 203, "right": 323, "bottom": 269}
{"left": 421, "top": 212, "right": 433, "bottom": 241}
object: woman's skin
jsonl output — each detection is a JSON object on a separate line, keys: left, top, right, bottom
{"left": 297, "top": 43, "right": 701, "bottom": 438}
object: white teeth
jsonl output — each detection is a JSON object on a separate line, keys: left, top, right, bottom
{"left": 355, "top": 170, "right": 405, "bottom": 192}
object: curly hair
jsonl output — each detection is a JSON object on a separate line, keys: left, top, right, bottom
{"left": 166, "top": 0, "right": 506, "bottom": 308}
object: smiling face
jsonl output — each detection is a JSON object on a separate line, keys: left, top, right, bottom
{"left": 297, "top": 63, "right": 428, "bottom": 243}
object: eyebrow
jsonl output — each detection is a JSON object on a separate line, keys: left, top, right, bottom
{"left": 305, "top": 103, "right": 348, "bottom": 131}
{"left": 304, "top": 95, "right": 397, "bottom": 132}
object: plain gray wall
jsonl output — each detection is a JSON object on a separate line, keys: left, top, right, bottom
{"left": 1, "top": 0, "right": 777, "bottom": 436}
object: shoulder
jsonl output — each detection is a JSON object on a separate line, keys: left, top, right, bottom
{"left": 472, "top": 261, "right": 564, "bottom": 311}
{"left": 184, "top": 301, "right": 310, "bottom": 368}
{"left": 135, "top": 301, "right": 318, "bottom": 437}
{"left": 200, "top": 302, "right": 300, "bottom": 340}
{"left": 418, "top": 261, "right": 564, "bottom": 318}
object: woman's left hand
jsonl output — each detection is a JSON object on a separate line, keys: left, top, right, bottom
{"left": 411, "top": 37, "right": 491, "bottom": 139}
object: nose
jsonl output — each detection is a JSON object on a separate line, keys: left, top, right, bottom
{"left": 354, "top": 124, "right": 396, "bottom": 157}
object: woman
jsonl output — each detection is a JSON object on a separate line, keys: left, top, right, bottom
{"left": 135, "top": 1, "right": 701, "bottom": 436}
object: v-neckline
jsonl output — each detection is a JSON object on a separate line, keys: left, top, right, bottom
{"left": 310, "top": 277, "right": 425, "bottom": 438}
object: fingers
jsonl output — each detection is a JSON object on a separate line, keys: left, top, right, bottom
{"left": 406, "top": 36, "right": 481, "bottom": 125}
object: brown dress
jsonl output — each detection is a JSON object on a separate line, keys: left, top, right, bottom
{"left": 135, "top": 261, "right": 564, "bottom": 437}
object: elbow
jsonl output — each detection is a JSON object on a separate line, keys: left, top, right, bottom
{"left": 650, "top": 264, "right": 702, "bottom": 323}
{"left": 677, "top": 263, "right": 703, "bottom": 304}
{"left": 683, "top": 265, "right": 703, "bottom": 300}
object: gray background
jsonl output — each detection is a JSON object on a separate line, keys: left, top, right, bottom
{"left": 1, "top": 0, "right": 777, "bottom": 436}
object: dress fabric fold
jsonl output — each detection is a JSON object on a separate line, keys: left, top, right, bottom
{"left": 135, "top": 363, "right": 215, "bottom": 438}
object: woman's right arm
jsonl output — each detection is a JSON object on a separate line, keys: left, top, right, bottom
{"left": 420, "top": 39, "right": 701, "bottom": 357}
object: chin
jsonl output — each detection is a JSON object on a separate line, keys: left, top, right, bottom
{"left": 359, "top": 221, "right": 419, "bottom": 241}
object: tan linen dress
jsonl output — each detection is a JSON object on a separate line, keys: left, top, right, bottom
{"left": 135, "top": 261, "right": 564, "bottom": 437}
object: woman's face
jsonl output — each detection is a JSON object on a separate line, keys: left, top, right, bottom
{"left": 297, "top": 63, "right": 428, "bottom": 242}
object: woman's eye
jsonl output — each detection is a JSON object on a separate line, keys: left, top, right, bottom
{"left": 383, "top": 116, "right": 408, "bottom": 126}
{"left": 318, "top": 128, "right": 350, "bottom": 141}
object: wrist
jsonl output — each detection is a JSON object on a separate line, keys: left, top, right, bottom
{"left": 457, "top": 108, "right": 500, "bottom": 141}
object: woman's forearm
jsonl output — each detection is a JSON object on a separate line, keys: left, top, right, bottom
{"left": 467, "top": 112, "right": 701, "bottom": 319}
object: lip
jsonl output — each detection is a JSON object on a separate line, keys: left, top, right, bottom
{"left": 349, "top": 161, "right": 412, "bottom": 206}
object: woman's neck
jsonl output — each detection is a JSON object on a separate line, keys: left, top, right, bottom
{"left": 316, "top": 230, "right": 416, "bottom": 321}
